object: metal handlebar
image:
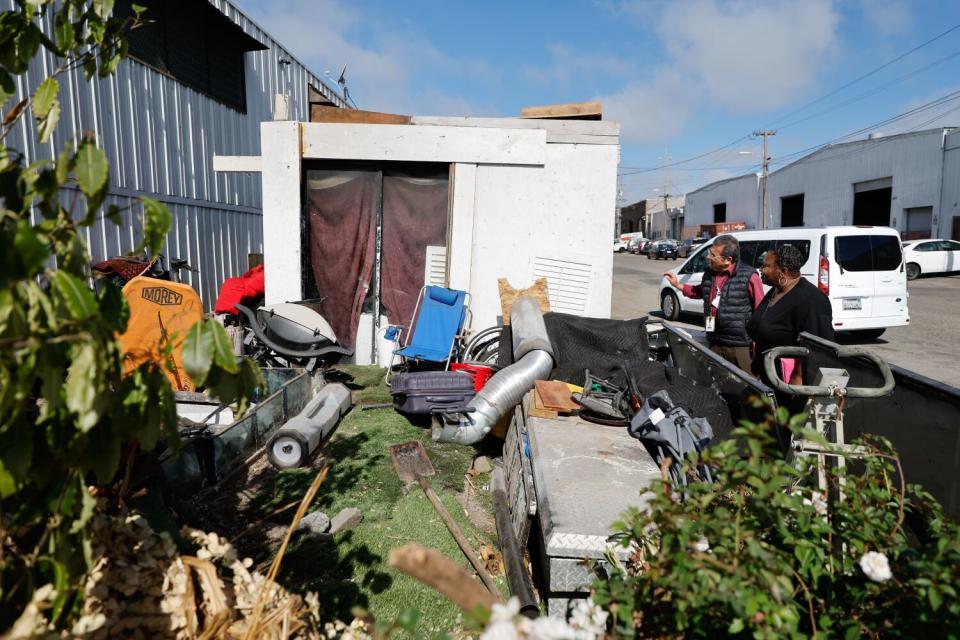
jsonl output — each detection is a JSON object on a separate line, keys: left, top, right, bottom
{"left": 762, "top": 338, "right": 895, "bottom": 399}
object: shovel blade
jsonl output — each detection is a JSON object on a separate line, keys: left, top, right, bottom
{"left": 390, "top": 441, "right": 436, "bottom": 483}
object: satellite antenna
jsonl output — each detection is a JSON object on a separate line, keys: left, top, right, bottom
{"left": 336, "top": 64, "right": 347, "bottom": 90}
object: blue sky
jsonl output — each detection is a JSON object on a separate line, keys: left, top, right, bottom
{"left": 237, "top": 0, "right": 960, "bottom": 204}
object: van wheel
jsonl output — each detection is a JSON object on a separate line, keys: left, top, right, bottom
{"left": 661, "top": 290, "right": 680, "bottom": 320}
{"left": 906, "top": 263, "right": 921, "bottom": 280}
{"left": 850, "top": 328, "right": 886, "bottom": 341}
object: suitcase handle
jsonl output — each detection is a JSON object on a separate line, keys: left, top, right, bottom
{"left": 425, "top": 396, "right": 468, "bottom": 404}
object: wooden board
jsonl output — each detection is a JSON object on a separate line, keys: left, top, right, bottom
{"left": 497, "top": 277, "right": 550, "bottom": 325}
{"left": 521, "top": 101, "right": 602, "bottom": 120}
{"left": 528, "top": 390, "right": 558, "bottom": 419}
{"left": 300, "top": 123, "right": 546, "bottom": 166}
{"left": 310, "top": 105, "right": 411, "bottom": 125}
{"left": 535, "top": 380, "right": 578, "bottom": 412}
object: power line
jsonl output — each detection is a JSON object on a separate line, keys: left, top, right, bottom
{"left": 622, "top": 22, "right": 960, "bottom": 178}
{"left": 776, "top": 47, "right": 960, "bottom": 132}
{"left": 770, "top": 88, "right": 960, "bottom": 167}
{"left": 766, "top": 22, "right": 960, "bottom": 127}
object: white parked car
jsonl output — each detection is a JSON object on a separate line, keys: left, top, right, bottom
{"left": 658, "top": 226, "right": 909, "bottom": 340}
{"left": 901, "top": 239, "right": 960, "bottom": 280}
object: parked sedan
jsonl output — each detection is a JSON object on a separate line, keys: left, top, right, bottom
{"left": 902, "top": 238, "right": 960, "bottom": 280}
{"left": 648, "top": 240, "right": 678, "bottom": 260}
{"left": 679, "top": 237, "right": 708, "bottom": 258}
{"left": 636, "top": 239, "right": 655, "bottom": 255}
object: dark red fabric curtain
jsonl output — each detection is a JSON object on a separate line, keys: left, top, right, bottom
{"left": 380, "top": 173, "right": 449, "bottom": 327}
{"left": 305, "top": 170, "right": 378, "bottom": 348}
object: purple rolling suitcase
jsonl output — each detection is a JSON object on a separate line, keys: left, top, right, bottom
{"left": 390, "top": 371, "right": 476, "bottom": 416}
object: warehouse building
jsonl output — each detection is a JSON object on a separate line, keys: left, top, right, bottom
{"left": 684, "top": 128, "right": 960, "bottom": 240}
{"left": 3, "top": 0, "right": 347, "bottom": 306}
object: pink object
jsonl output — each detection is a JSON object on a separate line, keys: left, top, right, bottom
{"left": 780, "top": 357, "right": 798, "bottom": 384}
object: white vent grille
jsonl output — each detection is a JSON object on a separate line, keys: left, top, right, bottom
{"left": 532, "top": 257, "right": 591, "bottom": 314}
{"left": 424, "top": 245, "right": 447, "bottom": 287}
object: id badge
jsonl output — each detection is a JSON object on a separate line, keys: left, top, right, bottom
{"left": 705, "top": 315, "right": 716, "bottom": 332}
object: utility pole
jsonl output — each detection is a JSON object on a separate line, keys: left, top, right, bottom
{"left": 753, "top": 130, "right": 776, "bottom": 229}
{"left": 661, "top": 146, "right": 670, "bottom": 239}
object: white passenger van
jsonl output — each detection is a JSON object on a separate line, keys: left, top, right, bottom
{"left": 658, "top": 226, "right": 909, "bottom": 339}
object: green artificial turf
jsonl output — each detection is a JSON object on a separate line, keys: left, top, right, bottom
{"left": 249, "top": 366, "right": 503, "bottom": 633}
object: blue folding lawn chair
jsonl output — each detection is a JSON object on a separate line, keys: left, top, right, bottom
{"left": 385, "top": 286, "right": 471, "bottom": 384}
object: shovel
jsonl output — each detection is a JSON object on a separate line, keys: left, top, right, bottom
{"left": 390, "top": 441, "right": 501, "bottom": 597}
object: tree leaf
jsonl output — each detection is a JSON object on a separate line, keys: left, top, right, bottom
{"left": 182, "top": 320, "right": 213, "bottom": 386}
{"left": 54, "top": 14, "right": 75, "bottom": 52}
{"left": 74, "top": 141, "right": 108, "bottom": 197}
{"left": 0, "top": 460, "right": 15, "bottom": 498}
{"left": 208, "top": 320, "right": 239, "bottom": 374}
{"left": 0, "top": 69, "right": 15, "bottom": 106}
{"left": 36, "top": 100, "right": 60, "bottom": 143}
{"left": 32, "top": 77, "right": 58, "bottom": 118}
{"left": 138, "top": 196, "right": 171, "bottom": 256}
{"left": 14, "top": 220, "right": 48, "bottom": 276}
{"left": 68, "top": 482, "right": 96, "bottom": 534}
{"left": 65, "top": 342, "right": 100, "bottom": 432}
{"left": 53, "top": 270, "right": 97, "bottom": 320}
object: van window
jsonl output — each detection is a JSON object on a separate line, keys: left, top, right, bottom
{"left": 740, "top": 239, "right": 811, "bottom": 268}
{"left": 835, "top": 235, "right": 902, "bottom": 272}
{"left": 681, "top": 245, "right": 710, "bottom": 274}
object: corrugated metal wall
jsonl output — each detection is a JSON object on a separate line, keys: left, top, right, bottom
{"left": 941, "top": 131, "right": 960, "bottom": 239}
{"left": 2, "top": 0, "right": 344, "bottom": 307}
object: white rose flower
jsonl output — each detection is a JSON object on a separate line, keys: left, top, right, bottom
{"left": 568, "top": 598, "right": 609, "bottom": 638}
{"left": 480, "top": 620, "right": 522, "bottom": 640}
{"left": 859, "top": 551, "right": 893, "bottom": 583}
{"left": 528, "top": 616, "right": 576, "bottom": 639}
{"left": 693, "top": 536, "right": 711, "bottom": 553}
{"left": 811, "top": 491, "right": 828, "bottom": 516}
{"left": 490, "top": 596, "right": 522, "bottom": 623}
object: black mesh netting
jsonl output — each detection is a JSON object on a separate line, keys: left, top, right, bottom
{"left": 497, "top": 313, "right": 734, "bottom": 436}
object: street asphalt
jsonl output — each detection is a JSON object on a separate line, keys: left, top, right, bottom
{"left": 611, "top": 252, "right": 960, "bottom": 387}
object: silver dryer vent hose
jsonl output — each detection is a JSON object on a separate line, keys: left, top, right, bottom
{"left": 434, "top": 297, "right": 554, "bottom": 445}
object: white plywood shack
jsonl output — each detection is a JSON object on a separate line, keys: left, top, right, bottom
{"left": 259, "top": 119, "right": 619, "bottom": 363}
{"left": 465, "top": 143, "right": 618, "bottom": 329}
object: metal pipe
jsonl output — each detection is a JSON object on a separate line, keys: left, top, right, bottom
{"left": 491, "top": 466, "right": 540, "bottom": 618}
{"left": 267, "top": 383, "right": 352, "bottom": 468}
{"left": 433, "top": 297, "right": 554, "bottom": 444}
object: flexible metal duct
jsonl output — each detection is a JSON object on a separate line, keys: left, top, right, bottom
{"left": 434, "top": 297, "right": 554, "bottom": 445}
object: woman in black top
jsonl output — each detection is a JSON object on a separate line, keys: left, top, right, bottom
{"left": 747, "top": 245, "right": 834, "bottom": 387}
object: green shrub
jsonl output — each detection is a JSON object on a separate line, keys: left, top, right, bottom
{"left": 593, "top": 409, "right": 960, "bottom": 639}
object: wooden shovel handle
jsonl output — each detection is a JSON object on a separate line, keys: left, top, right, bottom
{"left": 418, "top": 476, "right": 502, "bottom": 597}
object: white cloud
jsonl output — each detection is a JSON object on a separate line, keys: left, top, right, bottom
{"left": 521, "top": 43, "right": 635, "bottom": 88}
{"left": 660, "top": 0, "right": 840, "bottom": 112}
{"left": 598, "top": 70, "right": 698, "bottom": 143}
{"left": 241, "top": 0, "right": 491, "bottom": 115}
{"left": 857, "top": 0, "right": 913, "bottom": 35}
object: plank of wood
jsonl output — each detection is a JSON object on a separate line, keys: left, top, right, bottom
{"left": 535, "top": 380, "right": 578, "bottom": 411}
{"left": 528, "top": 390, "right": 557, "bottom": 419}
{"left": 300, "top": 123, "right": 546, "bottom": 165}
{"left": 310, "top": 105, "right": 411, "bottom": 125}
{"left": 521, "top": 101, "right": 602, "bottom": 120}
{"left": 410, "top": 115, "right": 620, "bottom": 141}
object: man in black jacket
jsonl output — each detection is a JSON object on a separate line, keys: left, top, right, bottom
{"left": 663, "top": 235, "right": 764, "bottom": 371}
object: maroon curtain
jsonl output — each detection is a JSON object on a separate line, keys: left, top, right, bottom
{"left": 380, "top": 173, "right": 449, "bottom": 327}
{"left": 306, "top": 170, "right": 378, "bottom": 348}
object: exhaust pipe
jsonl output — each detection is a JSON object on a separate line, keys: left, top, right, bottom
{"left": 434, "top": 297, "right": 554, "bottom": 445}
